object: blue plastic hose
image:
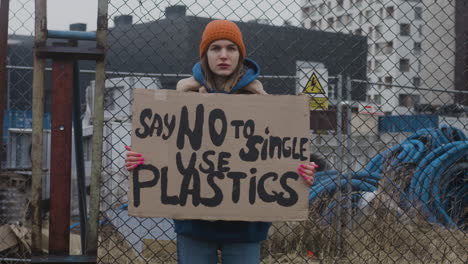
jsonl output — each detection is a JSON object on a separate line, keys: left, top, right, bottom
{"left": 309, "top": 126, "right": 467, "bottom": 229}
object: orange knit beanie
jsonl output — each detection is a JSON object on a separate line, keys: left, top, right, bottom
{"left": 199, "top": 20, "right": 246, "bottom": 58}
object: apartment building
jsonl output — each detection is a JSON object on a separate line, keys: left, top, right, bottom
{"left": 301, "top": 0, "right": 457, "bottom": 114}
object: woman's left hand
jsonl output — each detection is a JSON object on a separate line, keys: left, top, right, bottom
{"left": 298, "top": 162, "right": 318, "bottom": 186}
{"left": 199, "top": 86, "right": 208, "bottom": 93}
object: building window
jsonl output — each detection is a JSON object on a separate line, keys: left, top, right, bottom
{"left": 414, "top": 7, "right": 423, "bottom": 20}
{"left": 414, "top": 42, "right": 422, "bottom": 55}
{"left": 384, "top": 41, "right": 393, "bottom": 54}
{"left": 319, "top": 3, "right": 326, "bottom": 13}
{"left": 379, "top": 8, "right": 384, "bottom": 17}
{"left": 386, "top": 6, "right": 394, "bottom": 18}
{"left": 310, "top": 20, "right": 317, "bottom": 28}
{"left": 377, "top": 77, "right": 383, "bottom": 89}
{"left": 310, "top": 5, "right": 316, "bottom": 15}
{"left": 413, "top": 77, "right": 421, "bottom": 87}
{"left": 384, "top": 76, "right": 393, "bottom": 89}
{"left": 368, "top": 26, "right": 373, "bottom": 36}
{"left": 358, "top": 11, "right": 364, "bottom": 23}
{"left": 399, "top": 94, "right": 420, "bottom": 107}
{"left": 302, "top": 5, "right": 316, "bottom": 17}
{"left": 355, "top": 28, "right": 363, "bottom": 35}
{"left": 337, "top": 0, "right": 344, "bottom": 11}
{"left": 327, "top": 17, "right": 334, "bottom": 28}
{"left": 373, "top": 95, "right": 382, "bottom": 104}
{"left": 365, "top": 10, "right": 373, "bottom": 22}
{"left": 418, "top": 25, "right": 423, "bottom": 37}
{"left": 417, "top": 59, "right": 422, "bottom": 71}
{"left": 337, "top": 15, "right": 343, "bottom": 28}
{"left": 356, "top": 0, "right": 363, "bottom": 7}
{"left": 400, "top": 24, "right": 410, "bottom": 36}
{"left": 375, "top": 42, "right": 384, "bottom": 55}
{"left": 328, "top": 84, "right": 336, "bottom": 100}
{"left": 344, "top": 14, "right": 352, "bottom": 26}
{"left": 375, "top": 25, "right": 382, "bottom": 39}
{"left": 368, "top": 60, "right": 372, "bottom": 70}
{"left": 375, "top": 59, "right": 382, "bottom": 72}
{"left": 399, "top": 59, "right": 410, "bottom": 72}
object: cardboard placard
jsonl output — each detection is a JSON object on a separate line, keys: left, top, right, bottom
{"left": 129, "top": 89, "right": 310, "bottom": 222}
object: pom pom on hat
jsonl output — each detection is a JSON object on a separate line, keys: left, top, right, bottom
{"left": 200, "top": 20, "right": 246, "bottom": 58}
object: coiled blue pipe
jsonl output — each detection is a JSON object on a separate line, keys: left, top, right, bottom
{"left": 409, "top": 142, "right": 468, "bottom": 228}
{"left": 309, "top": 126, "right": 467, "bottom": 229}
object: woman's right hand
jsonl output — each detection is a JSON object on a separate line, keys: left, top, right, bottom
{"left": 125, "top": 146, "right": 144, "bottom": 171}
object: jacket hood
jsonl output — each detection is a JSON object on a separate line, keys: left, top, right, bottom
{"left": 192, "top": 58, "right": 261, "bottom": 94}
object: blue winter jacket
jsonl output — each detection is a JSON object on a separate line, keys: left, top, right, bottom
{"left": 173, "top": 58, "right": 272, "bottom": 243}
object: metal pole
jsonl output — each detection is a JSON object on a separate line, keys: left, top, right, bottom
{"left": 351, "top": 79, "right": 468, "bottom": 95}
{"left": 345, "top": 76, "right": 353, "bottom": 230}
{"left": 87, "top": 0, "right": 108, "bottom": 255}
{"left": 31, "top": 0, "right": 47, "bottom": 255}
{"left": 335, "top": 74, "right": 343, "bottom": 257}
{"left": 49, "top": 59, "right": 73, "bottom": 255}
{"left": 7, "top": 56, "right": 10, "bottom": 110}
{"left": 73, "top": 60, "right": 88, "bottom": 253}
{"left": 455, "top": 0, "right": 468, "bottom": 105}
{"left": 47, "top": 30, "right": 97, "bottom": 41}
{"left": 68, "top": 23, "right": 88, "bottom": 253}
{"left": 0, "top": 0, "right": 10, "bottom": 169}
{"left": 463, "top": 0, "right": 468, "bottom": 105}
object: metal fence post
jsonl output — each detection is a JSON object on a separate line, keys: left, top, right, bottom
{"left": 49, "top": 59, "right": 73, "bottom": 255}
{"left": 335, "top": 73, "right": 343, "bottom": 257}
{"left": 455, "top": 0, "right": 468, "bottom": 105}
{"left": 345, "top": 76, "right": 353, "bottom": 230}
{"left": 0, "top": 0, "right": 10, "bottom": 170}
{"left": 463, "top": 0, "right": 468, "bottom": 104}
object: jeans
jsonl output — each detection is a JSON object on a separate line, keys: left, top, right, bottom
{"left": 176, "top": 234, "right": 261, "bottom": 264}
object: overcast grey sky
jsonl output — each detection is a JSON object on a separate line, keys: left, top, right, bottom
{"left": 9, "top": 0, "right": 303, "bottom": 35}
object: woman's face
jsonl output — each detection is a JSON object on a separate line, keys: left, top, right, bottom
{"left": 206, "top": 39, "right": 240, "bottom": 77}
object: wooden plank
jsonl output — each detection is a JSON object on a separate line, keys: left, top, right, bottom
{"left": 31, "top": 0, "right": 47, "bottom": 254}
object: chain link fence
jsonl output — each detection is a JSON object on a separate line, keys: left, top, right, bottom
{"left": 1, "top": 0, "right": 467, "bottom": 263}
{"left": 1, "top": 0, "right": 35, "bottom": 263}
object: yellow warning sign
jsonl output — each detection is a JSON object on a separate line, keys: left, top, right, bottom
{"left": 309, "top": 97, "right": 329, "bottom": 110}
{"left": 302, "top": 73, "right": 325, "bottom": 94}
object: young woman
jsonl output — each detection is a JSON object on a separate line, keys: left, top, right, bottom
{"left": 125, "top": 20, "right": 317, "bottom": 264}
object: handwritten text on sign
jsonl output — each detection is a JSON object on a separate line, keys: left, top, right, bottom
{"left": 129, "top": 89, "right": 310, "bottom": 221}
